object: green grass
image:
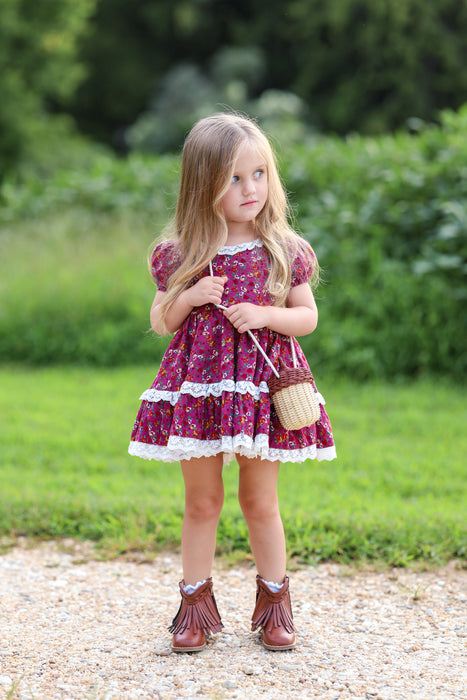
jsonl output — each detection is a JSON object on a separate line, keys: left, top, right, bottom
{"left": 1, "top": 365, "right": 465, "bottom": 566}
{"left": 0, "top": 209, "right": 170, "bottom": 365}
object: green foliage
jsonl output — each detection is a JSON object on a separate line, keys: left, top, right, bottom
{"left": 69, "top": 0, "right": 187, "bottom": 143}
{"left": 1, "top": 107, "right": 465, "bottom": 378}
{"left": 0, "top": 367, "right": 465, "bottom": 565}
{"left": 2, "top": 0, "right": 467, "bottom": 172}
{"left": 2, "top": 0, "right": 467, "bottom": 175}
{"left": 282, "top": 0, "right": 467, "bottom": 133}
{"left": 0, "top": 151, "right": 178, "bottom": 221}
{"left": 69, "top": 0, "right": 467, "bottom": 144}
{"left": 284, "top": 106, "right": 467, "bottom": 377}
{"left": 125, "top": 47, "right": 309, "bottom": 153}
{"left": 0, "top": 0, "right": 96, "bottom": 174}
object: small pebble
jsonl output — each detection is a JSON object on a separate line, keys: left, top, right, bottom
{"left": 279, "top": 663, "right": 303, "bottom": 672}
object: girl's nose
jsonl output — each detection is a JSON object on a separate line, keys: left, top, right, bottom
{"left": 242, "top": 178, "right": 256, "bottom": 195}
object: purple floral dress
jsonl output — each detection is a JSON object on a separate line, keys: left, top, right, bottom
{"left": 129, "top": 238, "right": 336, "bottom": 464}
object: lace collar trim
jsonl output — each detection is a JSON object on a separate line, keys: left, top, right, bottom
{"left": 217, "top": 239, "right": 263, "bottom": 256}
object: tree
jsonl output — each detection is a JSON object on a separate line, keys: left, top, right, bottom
{"left": 125, "top": 46, "right": 310, "bottom": 154}
{"left": 281, "top": 0, "right": 467, "bottom": 133}
{"left": 69, "top": 0, "right": 467, "bottom": 145}
{"left": 0, "top": 0, "right": 96, "bottom": 175}
{"left": 69, "top": 0, "right": 247, "bottom": 146}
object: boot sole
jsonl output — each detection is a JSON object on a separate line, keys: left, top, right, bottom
{"left": 171, "top": 642, "right": 206, "bottom": 653}
{"left": 262, "top": 641, "right": 296, "bottom": 651}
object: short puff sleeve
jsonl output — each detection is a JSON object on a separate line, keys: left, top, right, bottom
{"left": 291, "top": 240, "right": 317, "bottom": 287}
{"left": 150, "top": 240, "right": 181, "bottom": 291}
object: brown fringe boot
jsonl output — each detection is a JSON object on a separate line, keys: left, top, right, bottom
{"left": 251, "top": 575, "right": 296, "bottom": 650}
{"left": 169, "top": 577, "right": 223, "bottom": 652}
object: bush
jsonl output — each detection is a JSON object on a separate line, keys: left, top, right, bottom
{"left": 0, "top": 107, "right": 466, "bottom": 378}
{"left": 284, "top": 106, "right": 467, "bottom": 378}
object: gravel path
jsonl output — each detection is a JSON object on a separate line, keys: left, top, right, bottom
{"left": 0, "top": 540, "right": 466, "bottom": 700}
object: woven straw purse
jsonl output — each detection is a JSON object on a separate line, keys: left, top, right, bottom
{"left": 266, "top": 338, "right": 321, "bottom": 430}
{"left": 246, "top": 331, "right": 320, "bottom": 431}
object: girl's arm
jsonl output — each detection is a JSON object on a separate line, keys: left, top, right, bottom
{"left": 222, "top": 282, "right": 317, "bottom": 337}
{"left": 150, "top": 275, "right": 228, "bottom": 335}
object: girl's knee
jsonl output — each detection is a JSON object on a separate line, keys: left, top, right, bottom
{"left": 185, "top": 492, "right": 224, "bottom": 523}
{"left": 238, "top": 492, "right": 279, "bottom": 522}
{"left": 237, "top": 456, "right": 280, "bottom": 522}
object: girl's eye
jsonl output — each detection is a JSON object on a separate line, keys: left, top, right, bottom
{"left": 231, "top": 169, "right": 264, "bottom": 184}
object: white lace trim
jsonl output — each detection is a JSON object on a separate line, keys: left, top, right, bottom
{"left": 140, "top": 380, "right": 278, "bottom": 405}
{"left": 183, "top": 580, "right": 207, "bottom": 593}
{"left": 261, "top": 578, "right": 283, "bottom": 592}
{"left": 140, "top": 383, "right": 325, "bottom": 406}
{"left": 140, "top": 389, "right": 179, "bottom": 405}
{"left": 128, "top": 437, "right": 336, "bottom": 464}
{"left": 217, "top": 239, "right": 263, "bottom": 255}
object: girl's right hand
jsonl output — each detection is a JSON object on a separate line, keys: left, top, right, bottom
{"left": 189, "top": 275, "right": 228, "bottom": 307}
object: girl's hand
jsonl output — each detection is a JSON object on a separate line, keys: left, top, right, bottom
{"left": 189, "top": 275, "right": 228, "bottom": 307}
{"left": 223, "top": 303, "right": 269, "bottom": 333}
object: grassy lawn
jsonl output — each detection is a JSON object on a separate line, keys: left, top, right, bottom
{"left": 1, "top": 365, "right": 465, "bottom": 566}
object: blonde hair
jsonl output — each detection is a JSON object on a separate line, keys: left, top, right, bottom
{"left": 154, "top": 112, "right": 317, "bottom": 322}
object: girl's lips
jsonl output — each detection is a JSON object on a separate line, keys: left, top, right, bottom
{"left": 241, "top": 200, "right": 258, "bottom": 206}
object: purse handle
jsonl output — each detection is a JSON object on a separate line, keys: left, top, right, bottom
{"left": 208, "top": 261, "right": 297, "bottom": 378}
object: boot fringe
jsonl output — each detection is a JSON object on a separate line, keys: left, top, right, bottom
{"left": 251, "top": 575, "right": 296, "bottom": 634}
{"left": 168, "top": 578, "right": 223, "bottom": 635}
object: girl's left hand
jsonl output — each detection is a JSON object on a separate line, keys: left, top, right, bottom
{"left": 223, "top": 303, "right": 269, "bottom": 333}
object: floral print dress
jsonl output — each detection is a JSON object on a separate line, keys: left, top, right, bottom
{"left": 128, "top": 238, "right": 336, "bottom": 464}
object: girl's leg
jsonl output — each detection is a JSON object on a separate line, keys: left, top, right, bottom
{"left": 180, "top": 455, "right": 224, "bottom": 586}
{"left": 238, "top": 456, "right": 296, "bottom": 650}
{"left": 237, "top": 456, "right": 286, "bottom": 582}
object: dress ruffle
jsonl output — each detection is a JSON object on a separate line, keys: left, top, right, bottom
{"left": 139, "top": 382, "right": 325, "bottom": 406}
{"left": 129, "top": 435, "right": 336, "bottom": 465}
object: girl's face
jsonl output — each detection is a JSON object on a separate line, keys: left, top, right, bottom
{"left": 221, "top": 142, "right": 268, "bottom": 234}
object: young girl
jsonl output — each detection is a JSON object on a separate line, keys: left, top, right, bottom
{"left": 129, "top": 112, "right": 336, "bottom": 653}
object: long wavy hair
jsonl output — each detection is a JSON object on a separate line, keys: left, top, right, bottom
{"left": 153, "top": 112, "right": 317, "bottom": 323}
